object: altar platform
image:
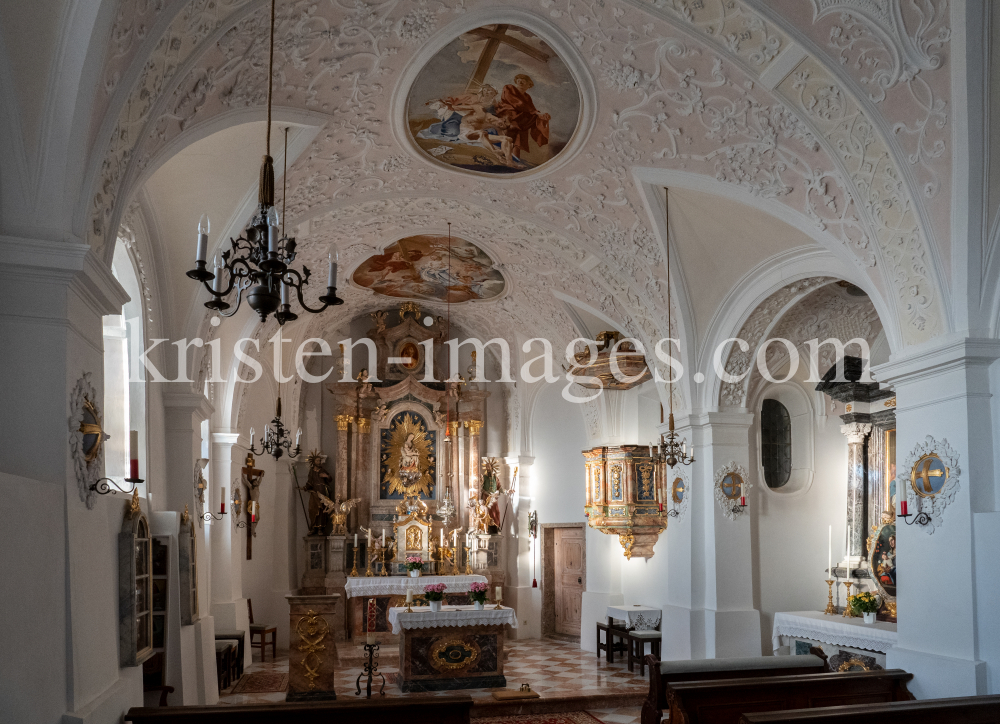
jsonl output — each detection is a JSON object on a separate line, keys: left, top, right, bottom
{"left": 217, "top": 637, "right": 647, "bottom": 720}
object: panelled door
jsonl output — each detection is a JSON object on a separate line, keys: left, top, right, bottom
{"left": 554, "top": 526, "right": 584, "bottom": 636}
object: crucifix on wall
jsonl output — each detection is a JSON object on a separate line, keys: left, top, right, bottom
{"left": 242, "top": 452, "right": 265, "bottom": 560}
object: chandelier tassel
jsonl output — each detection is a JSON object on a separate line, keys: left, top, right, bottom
{"left": 259, "top": 154, "right": 275, "bottom": 207}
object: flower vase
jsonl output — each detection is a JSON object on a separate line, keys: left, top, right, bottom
{"left": 409, "top": 569, "right": 420, "bottom": 578}
{"left": 862, "top": 612, "right": 876, "bottom": 624}
{"left": 429, "top": 600, "right": 442, "bottom": 613}
{"left": 473, "top": 601, "right": 484, "bottom": 610}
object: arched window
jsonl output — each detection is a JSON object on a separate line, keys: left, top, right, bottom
{"left": 761, "top": 399, "right": 792, "bottom": 489}
{"left": 119, "top": 493, "right": 153, "bottom": 666}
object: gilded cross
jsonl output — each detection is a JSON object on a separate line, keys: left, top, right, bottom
{"left": 915, "top": 458, "right": 944, "bottom": 493}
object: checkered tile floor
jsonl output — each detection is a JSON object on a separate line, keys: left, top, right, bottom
{"left": 217, "top": 637, "right": 644, "bottom": 723}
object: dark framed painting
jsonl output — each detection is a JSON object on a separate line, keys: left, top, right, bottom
{"left": 406, "top": 24, "right": 581, "bottom": 174}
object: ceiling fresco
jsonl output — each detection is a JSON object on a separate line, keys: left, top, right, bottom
{"left": 352, "top": 234, "right": 506, "bottom": 303}
{"left": 406, "top": 24, "right": 581, "bottom": 174}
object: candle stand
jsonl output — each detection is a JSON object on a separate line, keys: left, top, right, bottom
{"left": 355, "top": 640, "right": 385, "bottom": 699}
{"left": 842, "top": 581, "right": 855, "bottom": 617}
{"left": 823, "top": 579, "right": 836, "bottom": 615}
{"left": 350, "top": 546, "right": 359, "bottom": 577}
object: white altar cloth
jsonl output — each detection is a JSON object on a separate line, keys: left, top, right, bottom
{"left": 344, "top": 575, "right": 487, "bottom": 598}
{"left": 607, "top": 604, "right": 662, "bottom": 630}
{"left": 772, "top": 611, "right": 897, "bottom": 654}
{"left": 387, "top": 605, "right": 518, "bottom": 635}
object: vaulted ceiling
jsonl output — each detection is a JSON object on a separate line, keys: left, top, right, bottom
{"left": 25, "top": 0, "right": 957, "bottom": 376}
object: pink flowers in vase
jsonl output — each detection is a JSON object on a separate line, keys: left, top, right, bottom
{"left": 423, "top": 583, "right": 447, "bottom": 601}
{"left": 405, "top": 555, "right": 423, "bottom": 572}
{"left": 469, "top": 582, "right": 489, "bottom": 604}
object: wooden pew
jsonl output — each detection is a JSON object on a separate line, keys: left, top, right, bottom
{"left": 641, "top": 651, "right": 829, "bottom": 724}
{"left": 124, "top": 694, "right": 473, "bottom": 724}
{"left": 667, "top": 669, "right": 913, "bottom": 724}
{"left": 738, "top": 694, "right": 1000, "bottom": 723}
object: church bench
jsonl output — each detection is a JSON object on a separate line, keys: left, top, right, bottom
{"left": 641, "top": 651, "right": 829, "bottom": 724}
{"left": 124, "top": 693, "right": 474, "bottom": 724}
{"left": 666, "top": 669, "right": 913, "bottom": 724}
{"left": 737, "top": 694, "right": 1000, "bottom": 723}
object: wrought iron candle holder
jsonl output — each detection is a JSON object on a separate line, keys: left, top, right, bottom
{"left": 203, "top": 510, "right": 227, "bottom": 522}
{"left": 90, "top": 477, "right": 143, "bottom": 496}
{"left": 899, "top": 510, "right": 931, "bottom": 526}
{"left": 355, "top": 640, "right": 385, "bottom": 698}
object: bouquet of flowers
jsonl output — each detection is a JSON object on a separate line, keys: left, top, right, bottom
{"left": 405, "top": 555, "right": 423, "bottom": 572}
{"left": 469, "top": 581, "right": 489, "bottom": 604}
{"left": 423, "top": 583, "right": 447, "bottom": 601}
{"left": 849, "top": 591, "right": 881, "bottom": 615}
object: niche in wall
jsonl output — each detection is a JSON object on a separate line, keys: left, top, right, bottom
{"left": 119, "top": 492, "right": 154, "bottom": 667}
{"left": 755, "top": 383, "right": 814, "bottom": 495}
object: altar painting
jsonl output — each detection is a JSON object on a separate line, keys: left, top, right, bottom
{"left": 380, "top": 411, "right": 436, "bottom": 499}
{"left": 406, "top": 24, "right": 581, "bottom": 174}
{"left": 870, "top": 522, "right": 896, "bottom": 599}
{"left": 352, "top": 235, "right": 505, "bottom": 304}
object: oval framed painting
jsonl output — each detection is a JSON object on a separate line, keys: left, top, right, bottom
{"left": 406, "top": 23, "right": 582, "bottom": 175}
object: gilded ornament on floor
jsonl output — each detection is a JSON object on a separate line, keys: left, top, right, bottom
{"left": 295, "top": 609, "right": 329, "bottom": 690}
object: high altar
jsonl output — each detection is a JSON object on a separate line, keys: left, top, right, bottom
{"left": 295, "top": 304, "right": 512, "bottom": 646}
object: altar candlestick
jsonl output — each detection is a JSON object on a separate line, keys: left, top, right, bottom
{"left": 495, "top": 586, "right": 502, "bottom": 600}
{"left": 354, "top": 533, "right": 358, "bottom": 547}
{"left": 440, "top": 528, "right": 444, "bottom": 547}
{"left": 381, "top": 529, "right": 385, "bottom": 546}
{"left": 367, "top": 529, "right": 372, "bottom": 546}
{"left": 405, "top": 589, "right": 413, "bottom": 603}
{"left": 453, "top": 529, "right": 457, "bottom": 547}
{"left": 220, "top": 486, "right": 226, "bottom": 514}
{"left": 129, "top": 430, "right": 139, "bottom": 479}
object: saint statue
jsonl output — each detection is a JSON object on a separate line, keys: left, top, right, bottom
{"left": 304, "top": 450, "right": 334, "bottom": 535}
{"left": 241, "top": 452, "right": 265, "bottom": 559}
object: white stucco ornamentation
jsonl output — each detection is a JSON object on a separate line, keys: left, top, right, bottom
{"left": 898, "top": 434, "right": 961, "bottom": 535}
{"left": 714, "top": 461, "right": 752, "bottom": 521}
{"left": 69, "top": 373, "right": 109, "bottom": 510}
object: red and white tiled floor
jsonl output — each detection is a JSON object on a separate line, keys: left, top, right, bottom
{"left": 218, "top": 637, "right": 644, "bottom": 723}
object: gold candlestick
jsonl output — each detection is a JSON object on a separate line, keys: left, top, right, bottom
{"left": 365, "top": 545, "right": 373, "bottom": 577}
{"left": 823, "top": 579, "right": 836, "bottom": 615}
{"left": 379, "top": 548, "right": 389, "bottom": 577}
{"left": 842, "top": 581, "right": 855, "bottom": 617}
{"left": 494, "top": 594, "right": 504, "bottom": 610}
{"left": 350, "top": 546, "right": 359, "bottom": 577}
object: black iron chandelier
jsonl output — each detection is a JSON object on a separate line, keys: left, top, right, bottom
{"left": 654, "top": 188, "right": 695, "bottom": 470}
{"left": 186, "top": 0, "right": 342, "bottom": 325}
{"left": 249, "top": 397, "right": 302, "bottom": 460}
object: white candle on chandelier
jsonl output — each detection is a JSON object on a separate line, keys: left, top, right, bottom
{"left": 266, "top": 206, "right": 279, "bottom": 254}
{"left": 280, "top": 279, "right": 289, "bottom": 306}
{"left": 213, "top": 256, "right": 223, "bottom": 292}
{"left": 250, "top": 427, "right": 255, "bottom": 448}
{"left": 196, "top": 214, "right": 209, "bottom": 263}
{"left": 327, "top": 250, "right": 338, "bottom": 288}
{"left": 295, "top": 428, "right": 301, "bottom": 447}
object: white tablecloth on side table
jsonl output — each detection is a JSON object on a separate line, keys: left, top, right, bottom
{"left": 344, "top": 575, "right": 487, "bottom": 598}
{"left": 772, "top": 611, "right": 897, "bottom": 654}
{"left": 387, "top": 605, "right": 518, "bottom": 635}
{"left": 606, "top": 604, "right": 661, "bottom": 630}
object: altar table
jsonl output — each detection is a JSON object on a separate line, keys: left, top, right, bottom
{"left": 344, "top": 575, "right": 488, "bottom": 639}
{"left": 388, "top": 605, "right": 517, "bottom": 692}
{"left": 607, "top": 604, "right": 661, "bottom": 630}
{"left": 773, "top": 611, "right": 897, "bottom": 668}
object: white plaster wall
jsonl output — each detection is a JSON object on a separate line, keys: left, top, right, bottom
{"left": 750, "top": 378, "right": 847, "bottom": 653}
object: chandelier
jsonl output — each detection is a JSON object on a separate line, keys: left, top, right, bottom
{"left": 653, "top": 188, "right": 694, "bottom": 470}
{"left": 249, "top": 397, "right": 302, "bottom": 460}
{"left": 186, "top": 0, "right": 342, "bottom": 325}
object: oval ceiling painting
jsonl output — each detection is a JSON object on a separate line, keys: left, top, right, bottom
{"left": 352, "top": 235, "right": 505, "bottom": 304}
{"left": 406, "top": 24, "right": 581, "bottom": 175}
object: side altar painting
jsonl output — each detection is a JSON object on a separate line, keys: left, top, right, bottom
{"left": 380, "top": 411, "right": 436, "bottom": 500}
{"left": 406, "top": 24, "right": 581, "bottom": 174}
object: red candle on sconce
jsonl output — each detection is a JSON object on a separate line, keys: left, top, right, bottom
{"left": 129, "top": 430, "right": 140, "bottom": 480}
{"left": 220, "top": 486, "right": 226, "bottom": 515}
{"left": 900, "top": 500, "right": 908, "bottom": 516}
{"left": 658, "top": 502, "right": 664, "bottom": 513}
{"left": 740, "top": 495, "right": 746, "bottom": 507}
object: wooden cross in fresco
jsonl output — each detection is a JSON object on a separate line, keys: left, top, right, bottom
{"left": 465, "top": 24, "right": 551, "bottom": 92}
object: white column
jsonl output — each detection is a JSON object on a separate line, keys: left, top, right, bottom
{"left": 209, "top": 431, "right": 251, "bottom": 668}
{"left": 505, "top": 455, "right": 539, "bottom": 639}
{"left": 876, "top": 339, "right": 999, "bottom": 698}
{"left": 662, "top": 411, "right": 760, "bottom": 659}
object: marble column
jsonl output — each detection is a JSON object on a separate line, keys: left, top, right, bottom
{"left": 449, "top": 421, "right": 462, "bottom": 525}
{"left": 468, "top": 418, "right": 484, "bottom": 495}
{"left": 285, "top": 594, "right": 341, "bottom": 701}
{"left": 335, "top": 412, "right": 352, "bottom": 518}
{"left": 355, "top": 417, "right": 370, "bottom": 532}
{"left": 840, "top": 422, "right": 871, "bottom": 561}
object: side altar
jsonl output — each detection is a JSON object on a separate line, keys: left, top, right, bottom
{"left": 388, "top": 604, "right": 517, "bottom": 692}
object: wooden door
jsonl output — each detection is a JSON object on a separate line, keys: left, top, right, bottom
{"left": 554, "top": 527, "right": 584, "bottom": 636}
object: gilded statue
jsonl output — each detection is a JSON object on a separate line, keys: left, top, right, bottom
{"left": 316, "top": 494, "right": 360, "bottom": 535}
{"left": 382, "top": 413, "right": 434, "bottom": 498}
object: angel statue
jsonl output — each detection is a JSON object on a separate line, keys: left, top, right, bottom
{"left": 316, "top": 494, "right": 360, "bottom": 535}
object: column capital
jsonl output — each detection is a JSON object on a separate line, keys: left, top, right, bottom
{"left": 448, "top": 420, "right": 461, "bottom": 435}
{"left": 466, "top": 420, "right": 484, "bottom": 435}
{"left": 839, "top": 422, "right": 872, "bottom": 444}
{"left": 211, "top": 431, "right": 241, "bottom": 446}
{"left": 335, "top": 414, "right": 354, "bottom": 431}
{"left": 357, "top": 418, "right": 371, "bottom": 434}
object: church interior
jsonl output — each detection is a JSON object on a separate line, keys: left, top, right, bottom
{"left": 4, "top": 1, "right": 1000, "bottom": 723}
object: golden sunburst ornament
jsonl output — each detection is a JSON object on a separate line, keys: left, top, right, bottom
{"left": 382, "top": 413, "right": 435, "bottom": 498}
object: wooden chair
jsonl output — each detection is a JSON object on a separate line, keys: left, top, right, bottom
{"left": 214, "top": 642, "right": 234, "bottom": 692}
{"left": 627, "top": 630, "right": 661, "bottom": 675}
{"left": 247, "top": 599, "right": 277, "bottom": 662}
{"left": 596, "top": 618, "right": 630, "bottom": 663}
{"left": 641, "top": 650, "right": 829, "bottom": 724}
